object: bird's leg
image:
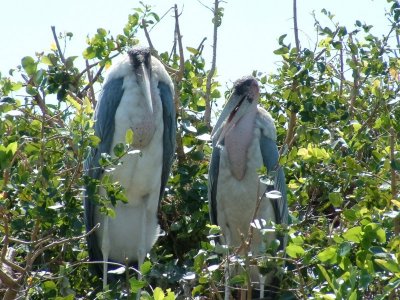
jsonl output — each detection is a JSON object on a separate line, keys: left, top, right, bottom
{"left": 136, "top": 201, "right": 147, "bottom": 300}
{"left": 224, "top": 230, "right": 232, "bottom": 300}
{"left": 259, "top": 274, "right": 265, "bottom": 299}
{"left": 101, "top": 216, "right": 110, "bottom": 291}
{"left": 224, "top": 257, "right": 230, "bottom": 300}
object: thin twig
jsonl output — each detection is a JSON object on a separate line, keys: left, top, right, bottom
{"left": 141, "top": 22, "right": 178, "bottom": 76}
{"left": 281, "top": 0, "right": 300, "bottom": 155}
{"left": 204, "top": 0, "right": 220, "bottom": 129}
{"left": 349, "top": 34, "right": 359, "bottom": 119}
{"left": 79, "top": 64, "right": 105, "bottom": 104}
{"left": 142, "top": 18, "right": 155, "bottom": 51}
{"left": 293, "top": 0, "right": 300, "bottom": 51}
{"left": 28, "top": 224, "right": 100, "bottom": 267}
{"left": 172, "top": 4, "right": 186, "bottom": 163}
{"left": 77, "top": 52, "right": 119, "bottom": 79}
{"left": 339, "top": 37, "right": 344, "bottom": 98}
{"left": 174, "top": 4, "right": 185, "bottom": 82}
{"left": 51, "top": 26, "right": 65, "bottom": 64}
{"left": 85, "top": 60, "right": 96, "bottom": 105}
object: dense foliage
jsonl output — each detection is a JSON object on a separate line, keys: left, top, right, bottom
{"left": 1, "top": 1, "right": 400, "bottom": 299}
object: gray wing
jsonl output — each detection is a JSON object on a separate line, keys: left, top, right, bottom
{"left": 208, "top": 142, "right": 221, "bottom": 226}
{"left": 83, "top": 77, "right": 124, "bottom": 274}
{"left": 259, "top": 135, "right": 288, "bottom": 225}
{"left": 158, "top": 81, "right": 176, "bottom": 202}
{"left": 259, "top": 133, "right": 288, "bottom": 252}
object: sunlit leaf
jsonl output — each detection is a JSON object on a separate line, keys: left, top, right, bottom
{"left": 343, "top": 226, "right": 362, "bottom": 243}
{"left": 286, "top": 244, "right": 305, "bottom": 258}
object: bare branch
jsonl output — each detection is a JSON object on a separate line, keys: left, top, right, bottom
{"left": 204, "top": 0, "right": 221, "bottom": 129}
{"left": 280, "top": 0, "right": 300, "bottom": 155}
{"left": 51, "top": 26, "right": 65, "bottom": 64}
{"left": 293, "top": 0, "right": 300, "bottom": 51}
{"left": 348, "top": 34, "right": 359, "bottom": 119}
{"left": 142, "top": 18, "right": 155, "bottom": 51}
{"left": 174, "top": 4, "right": 185, "bottom": 82}
{"left": 172, "top": 4, "right": 186, "bottom": 163}
{"left": 28, "top": 224, "right": 100, "bottom": 267}
{"left": 85, "top": 60, "right": 96, "bottom": 105}
{"left": 79, "top": 64, "right": 105, "bottom": 105}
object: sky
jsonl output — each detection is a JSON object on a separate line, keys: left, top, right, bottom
{"left": 0, "top": 0, "right": 393, "bottom": 89}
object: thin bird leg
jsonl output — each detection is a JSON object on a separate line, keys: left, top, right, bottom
{"left": 224, "top": 257, "right": 230, "bottom": 300}
{"left": 259, "top": 274, "right": 266, "bottom": 298}
{"left": 102, "top": 215, "right": 110, "bottom": 290}
{"left": 136, "top": 202, "right": 147, "bottom": 300}
{"left": 224, "top": 231, "right": 232, "bottom": 300}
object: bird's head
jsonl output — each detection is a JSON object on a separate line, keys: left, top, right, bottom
{"left": 211, "top": 76, "right": 260, "bottom": 146}
{"left": 128, "top": 47, "right": 153, "bottom": 113}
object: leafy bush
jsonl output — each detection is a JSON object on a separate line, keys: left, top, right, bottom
{"left": 1, "top": 1, "right": 400, "bottom": 299}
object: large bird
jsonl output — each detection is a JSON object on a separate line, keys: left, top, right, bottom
{"left": 208, "top": 76, "right": 288, "bottom": 299}
{"left": 83, "top": 47, "right": 176, "bottom": 291}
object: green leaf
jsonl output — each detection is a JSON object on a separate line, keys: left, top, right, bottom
{"left": 186, "top": 47, "right": 199, "bottom": 55}
{"left": 339, "top": 242, "right": 352, "bottom": 257}
{"left": 374, "top": 258, "right": 400, "bottom": 273}
{"left": 21, "top": 56, "right": 37, "bottom": 76}
{"left": 317, "top": 264, "right": 335, "bottom": 291}
{"left": 6, "top": 142, "right": 18, "bottom": 155}
{"left": 97, "top": 28, "right": 107, "bottom": 37}
{"left": 83, "top": 47, "right": 96, "bottom": 59}
{"left": 153, "top": 287, "right": 165, "bottom": 300}
{"left": 391, "top": 159, "right": 400, "bottom": 171}
{"left": 286, "top": 244, "right": 305, "bottom": 258}
{"left": 343, "top": 226, "right": 362, "bottom": 243}
{"left": 113, "top": 143, "right": 125, "bottom": 157}
{"left": 43, "top": 280, "right": 57, "bottom": 291}
{"left": 349, "top": 289, "right": 357, "bottom": 300}
{"left": 328, "top": 192, "right": 343, "bottom": 207}
{"left": 278, "top": 34, "right": 287, "bottom": 45}
{"left": 34, "top": 69, "right": 46, "bottom": 85}
{"left": 317, "top": 246, "right": 337, "bottom": 263}
{"left": 129, "top": 278, "right": 146, "bottom": 293}
{"left": 273, "top": 47, "right": 289, "bottom": 55}
{"left": 125, "top": 128, "right": 134, "bottom": 145}
{"left": 140, "top": 260, "right": 152, "bottom": 275}
{"left": 229, "top": 274, "right": 246, "bottom": 285}
{"left": 164, "top": 289, "right": 175, "bottom": 300}
{"left": 65, "top": 56, "right": 77, "bottom": 69}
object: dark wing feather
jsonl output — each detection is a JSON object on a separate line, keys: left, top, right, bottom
{"left": 158, "top": 81, "right": 176, "bottom": 202}
{"left": 208, "top": 143, "right": 221, "bottom": 226}
{"left": 259, "top": 135, "right": 288, "bottom": 225}
{"left": 83, "top": 77, "right": 124, "bottom": 275}
{"left": 259, "top": 134, "right": 288, "bottom": 253}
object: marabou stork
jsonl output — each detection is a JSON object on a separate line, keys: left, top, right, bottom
{"left": 84, "top": 47, "right": 176, "bottom": 293}
{"left": 208, "top": 76, "right": 288, "bottom": 299}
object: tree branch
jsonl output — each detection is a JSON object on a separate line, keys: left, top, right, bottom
{"left": 293, "top": 0, "right": 300, "bottom": 51}
{"left": 142, "top": 18, "right": 155, "bottom": 51}
{"left": 28, "top": 224, "right": 100, "bottom": 265}
{"left": 174, "top": 4, "right": 185, "bottom": 83}
{"left": 173, "top": 4, "right": 186, "bottom": 163}
{"left": 85, "top": 60, "right": 96, "bottom": 105}
{"left": 51, "top": 26, "right": 65, "bottom": 64}
{"left": 204, "top": 0, "right": 220, "bottom": 129}
{"left": 349, "top": 34, "right": 359, "bottom": 119}
{"left": 281, "top": 0, "right": 300, "bottom": 154}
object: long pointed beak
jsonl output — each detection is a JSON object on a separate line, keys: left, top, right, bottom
{"left": 211, "top": 93, "right": 251, "bottom": 146}
{"left": 137, "top": 63, "right": 153, "bottom": 114}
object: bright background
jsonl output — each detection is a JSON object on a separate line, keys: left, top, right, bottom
{"left": 0, "top": 0, "right": 391, "bottom": 87}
